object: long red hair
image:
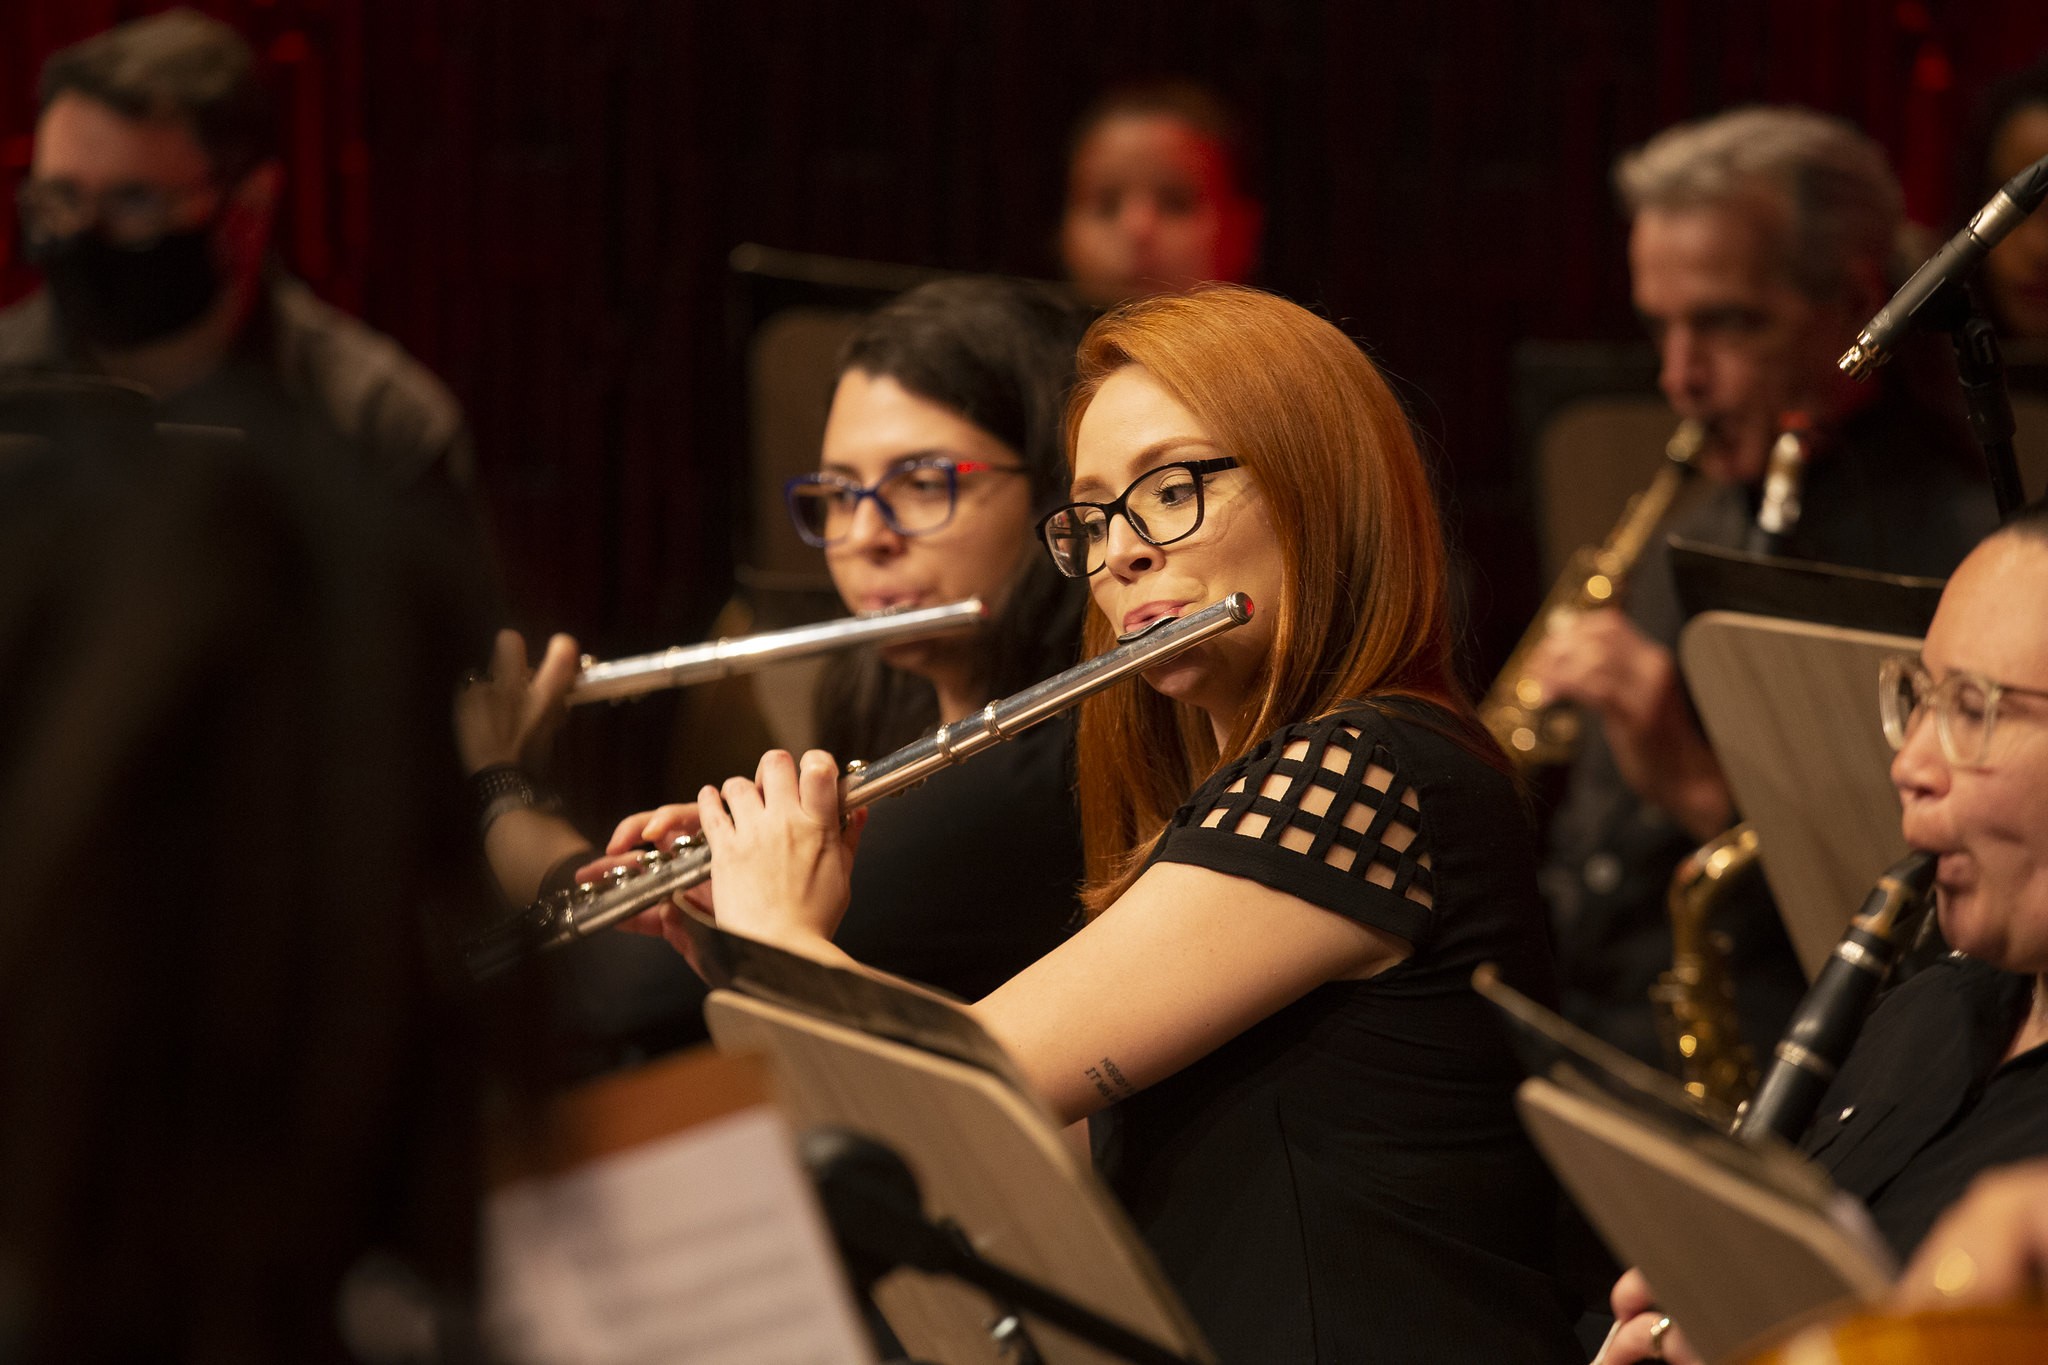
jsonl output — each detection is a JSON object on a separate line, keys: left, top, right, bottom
{"left": 1070, "top": 285, "right": 1502, "bottom": 913}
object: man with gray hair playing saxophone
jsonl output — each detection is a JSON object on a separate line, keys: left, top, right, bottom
{"left": 1526, "top": 106, "right": 1998, "bottom": 1075}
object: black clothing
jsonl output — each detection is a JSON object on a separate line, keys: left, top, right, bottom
{"left": 1544, "top": 389, "right": 1998, "bottom": 1067}
{"left": 0, "top": 271, "right": 501, "bottom": 646}
{"left": 835, "top": 713, "right": 1082, "bottom": 1000}
{"left": 1802, "top": 954, "right": 2048, "bottom": 1262}
{"left": 1093, "top": 699, "right": 1579, "bottom": 1365}
{"left": 0, "top": 274, "right": 474, "bottom": 494}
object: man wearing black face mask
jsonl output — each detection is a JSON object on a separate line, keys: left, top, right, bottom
{"left": 0, "top": 9, "right": 480, "bottom": 510}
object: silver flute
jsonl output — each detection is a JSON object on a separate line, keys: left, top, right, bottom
{"left": 569, "top": 598, "right": 988, "bottom": 704}
{"left": 467, "top": 592, "right": 1256, "bottom": 977}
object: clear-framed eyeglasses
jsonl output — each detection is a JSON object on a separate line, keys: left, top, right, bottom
{"left": 784, "top": 456, "right": 1025, "bottom": 548}
{"left": 1878, "top": 653, "right": 2048, "bottom": 769}
{"left": 15, "top": 177, "right": 219, "bottom": 249}
{"left": 1036, "top": 456, "right": 1241, "bottom": 579}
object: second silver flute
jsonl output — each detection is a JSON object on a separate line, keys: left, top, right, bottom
{"left": 569, "top": 598, "right": 987, "bottom": 704}
{"left": 467, "top": 592, "right": 1256, "bottom": 977}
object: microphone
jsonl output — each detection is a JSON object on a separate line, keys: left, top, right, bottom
{"left": 1839, "top": 152, "right": 2048, "bottom": 379}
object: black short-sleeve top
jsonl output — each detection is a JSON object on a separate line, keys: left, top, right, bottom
{"left": 1092, "top": 697, "right": 1578, "bottom": 1365}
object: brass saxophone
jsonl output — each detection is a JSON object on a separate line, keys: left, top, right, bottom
{"left": 1482, "top": 419, "right": 1705, "bottom": 767}
{"left": 1650, "top": 413, "right": 1816, "bottom": 1107}
{"left": 1652, "top": 822, "right": 1763, "bottom": 1108}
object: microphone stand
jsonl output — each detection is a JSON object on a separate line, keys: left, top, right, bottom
{"left": 1929, "top": 281, "right": 2029, "bottom": 519}
{"left": 1844, "top": 274, "right": 2028, "bottom": 521}
{"left": 1839, "top": 151, "right": 2047, "bottom": 522}
{"left": 802, "top": 1128, "right": 1204, "bottom": 1365}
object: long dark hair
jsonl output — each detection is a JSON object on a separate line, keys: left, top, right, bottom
{"left": 815, "top": 277, "right": 1091, "bottom": 756}
{"left": 0, "top": 432, "right": 530, "bottom": 1361}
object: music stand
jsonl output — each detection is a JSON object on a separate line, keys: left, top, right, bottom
{"left": 1517, "top": 1078, "right": 1895, "bottom": 1364}
{"left": 1475, "top": 968, "right": 1896, "bottom": 1364}
{"left": 691, "top": 921, "right": 1214, "bottom": 1365}
{"left": 1679, "top": 611, "right": 1922, "bottom": 979}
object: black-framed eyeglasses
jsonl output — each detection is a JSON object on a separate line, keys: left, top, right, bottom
{"left": 15, "top": 176, "right": 220, "bottom": 249}
{"left": 784, "top": 456, "right": 1026, "bottom": 548}
{"left": 1879, "top": 654, "right": 2048, "bottom": 769}
{"left": 1036, "top": 457, "right": 1241, "bottom": 578}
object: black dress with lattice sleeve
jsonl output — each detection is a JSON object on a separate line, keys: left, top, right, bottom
{"left": 1090, "top": 697, "right": 1580, "bottom": 1364}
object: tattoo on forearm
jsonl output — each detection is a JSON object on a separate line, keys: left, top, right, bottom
{"left": 1084, "top": 1057, "right": 1136, "bottom": 1102}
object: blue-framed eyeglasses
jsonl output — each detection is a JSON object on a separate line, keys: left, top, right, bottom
{"left": 784, "top": 456, "right": 1026, "bottom": 548}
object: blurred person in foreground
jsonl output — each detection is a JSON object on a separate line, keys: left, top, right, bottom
{"left": 0, "top": 425, "right": 538, "bottom": 1362}
{"left": 1600, "top": 504, "right": 2048, "bottom": 1364}
{"left": 1058, "top": 79, "right": 1265, "bottom": 309}
{"left": 1526, "top": 106, "right": 1998, "bottom": 1070}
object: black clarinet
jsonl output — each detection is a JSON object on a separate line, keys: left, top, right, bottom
{"left": 1730, "top": 851, "right": 1937, "bottom": 1143}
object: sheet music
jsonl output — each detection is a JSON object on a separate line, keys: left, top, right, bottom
{"left": 482, "top": 1103, "right": 877, "bottom": 1365}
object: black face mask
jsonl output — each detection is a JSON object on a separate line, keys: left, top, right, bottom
{"left": 27, "top": 222, "right": 223, "bottom": 350}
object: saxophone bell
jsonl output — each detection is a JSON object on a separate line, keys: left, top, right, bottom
{"left": 1652, "top": 821, "right": 1763, "bottom": 1109}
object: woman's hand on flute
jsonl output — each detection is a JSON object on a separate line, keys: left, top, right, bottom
{"left": 589, "top": 752, "right": 867, "bottom": 971}
{"left": 686, "top": 749, "right": 866, "bottom": 957}
{"left": 595, "top": 803, "right": 716, "bottom": 934}
{"left": 455, "top": 628, "right": 580, "bottom": 775}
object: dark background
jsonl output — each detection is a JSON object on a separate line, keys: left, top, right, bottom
{"left": 5, "top": 0, "right": 2047, "bottom": 806}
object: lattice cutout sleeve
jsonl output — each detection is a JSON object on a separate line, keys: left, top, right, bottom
{"left": 1151, "top": 716, "right": 1436, "bottom": 948}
